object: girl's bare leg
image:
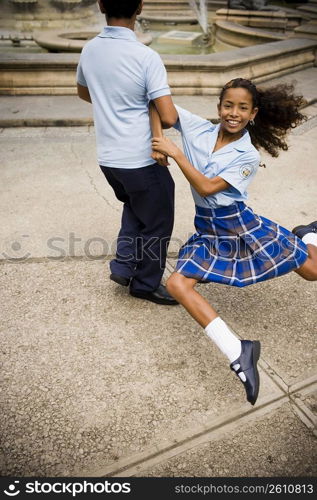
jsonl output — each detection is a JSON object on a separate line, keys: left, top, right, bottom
{"left": 295, "top": 244, "right": 317, "bottom": 281}
{"left": 166, "top": 272, "right": 218, "bottom": 327}
{"left": 166, "top": 271, "right": 261, "bottom": 405}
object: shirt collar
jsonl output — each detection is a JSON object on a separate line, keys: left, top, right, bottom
{"left": 98, "top": 26, "right": 137, "bottom": 41}
{"left": 211, "top": 125, "right": 251, "bottom": 154}
{"left": 233, "top": 129, "right": 251, "bottom": 152}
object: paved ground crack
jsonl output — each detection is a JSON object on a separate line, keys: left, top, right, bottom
{"left": 69, "top": 141, "right": 119, "bottom": 212}
{"left": 259, "top": 358, "right": 317, "bottom": 433}
{"left": 70, "top": 141, "right": 83, "bottom": 167}
{"left": 77, "top": 394, "right": 287, "bottom": 477}
{"left": 85, "top": 170, "right": 120, "bottom": 213}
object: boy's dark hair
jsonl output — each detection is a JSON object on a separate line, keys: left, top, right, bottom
{"left": 100, "top": 0, "right": 141, "bottom": 19}
{"left": 220, "top": 78, "right": 307, "bottom": 157}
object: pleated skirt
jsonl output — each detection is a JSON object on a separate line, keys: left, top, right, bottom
{"left": 175, "top": 202, "right": 308, "bottom": 287}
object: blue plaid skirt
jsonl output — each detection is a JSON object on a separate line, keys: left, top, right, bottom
{"left": 175, "top": 202, "right": 308, "bottom": 287}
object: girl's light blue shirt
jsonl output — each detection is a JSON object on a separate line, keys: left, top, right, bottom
{"left": 175, "top": 106, "right": 260, "bottom": 209}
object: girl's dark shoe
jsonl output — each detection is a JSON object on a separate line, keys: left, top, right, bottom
{"left": 292, "top": 221, "right": 317, "bottom": 239}
{"left": 230, "top": 340, "right": 261, "bottom": 406}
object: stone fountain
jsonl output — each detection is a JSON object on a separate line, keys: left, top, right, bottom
{"left": 0, "top": 0, "right": 152, "bottom": 50}
{"left": 188, "top": 0, "right": 209, "bottom": 34}
{"left": 32, "top": 21, "right": 152, "bottom": 53}
{"left": 1, "top": 0, "right": 98, "bottom": 31}
{"left": 152, "top": 0, "right": 212, "bottom": 49}
{"left": 1, "top": 0, "right": 212, "bottom": 50}
{"left": 0, "top": 0, "right": 316, "bottom": 96}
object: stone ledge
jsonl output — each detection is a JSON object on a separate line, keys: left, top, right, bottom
{"left": 215, "top": 7, "right": 308, "bottom": 29}
{"left": 297, "top": 5, "right": 317, "bottom": 15}
{"left": 215, "top": 20, "right": 286, "bottom": 48}
{"left": 33, "top": 29, "right": 152, "bottom": 52}
{"left": 138, "top": 13, "right": 198, "bottom": 24}
{"left": 0, "top": 38, "right": 316, "bottom": 95}
{"left": 216, "top": 8, "right": 302, "bottom": 20}
{"left": 217, "top": 8, "right": 285, "bottom": 17}
{"left": 292, "top": 21, "right": 317, "bottom": 40}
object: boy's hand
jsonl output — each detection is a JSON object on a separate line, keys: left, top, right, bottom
{"left": 151, "top": 150, "right": 170, "bottom": 167}
{"left": 152, "top": 136, "right": 179, "bottom": 159}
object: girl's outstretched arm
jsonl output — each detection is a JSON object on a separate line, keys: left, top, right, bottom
{"left": 152, "top": 136, "right": 229, "bottom": 197}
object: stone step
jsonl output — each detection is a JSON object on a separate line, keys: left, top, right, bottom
{"left": 141, "top": 10, "right": 195, "bottom": 15}
{"left": 274, "top": 5, "right": 311, "bottom": 21}
{"left": 207, "top": 0, "right": 228, "bottom": 9}
{"left": 1, "top": 39, "right": 316, "bottom": 97}
{"left": 141, "top": 0, "right": 227, "bottom": 11}
{"left": 140, "top": 1, "right": 192, "bottom": 10}
{"left": 297, "top": 4, "right": 317, "bottom": 17}
{"left": 297, "top": 3, "right": 317, "bottom": 14}
{"left": 138, "top": 12, "right": 199, "bottom": 24}
{"left": 142, "top": 0, "right": 189, "bottom": 2}
{"left": 298, "top": 2, "right": 317, "bottom": 9}
{"left": 292, "top": 19, "right": 317, "bottom": 39}
{"left": 215, "top": 8, "right": 305, "bottom": 28}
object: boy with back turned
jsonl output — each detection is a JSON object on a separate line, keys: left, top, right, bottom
{"left": 77, "top": 0, "right": 178, "bottom": 305}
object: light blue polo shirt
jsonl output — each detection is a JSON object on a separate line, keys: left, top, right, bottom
{"left": 174, "top": 106, "right": 260, "bottom": 208}
{"left": 76, "top": 26, "right": 171, "bottom": 169}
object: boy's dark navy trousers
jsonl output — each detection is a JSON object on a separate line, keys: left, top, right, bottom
{"left": 100, "top": 163, "right": 175, "bottom": 292}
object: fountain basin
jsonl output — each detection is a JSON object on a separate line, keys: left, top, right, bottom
{"left": 215, "top": 8, "right": 308, "bottom": 30}
{"left": 33, "top": 29, "right": 153, "bottom": 52}
{"left": 215, "top": 20, "right": 286, "bottom": 47}
{"left": 138, "top": 13, "right": 198, "bottom": 25}
{"left": 213, "top": 7, "right": 317, "bottom": 48}
{"left": 1, "top": 38, "right": 316, "bottom": 95}
{"left": 157, "top": 30, "right": 205, "bottom": 46}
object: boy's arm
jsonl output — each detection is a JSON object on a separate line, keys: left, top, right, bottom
{"left": 152, "top": 136, "right": 229, "bottom": 197}
{"left": 77, "top": 83, "right": 91, "bottom": 103}
{"left": 149, "top": 101, "right": 164, "bottom": 138}
{"left": 152, "top": 96, "right": 178, "bottom": 129}
{"left": 145, "top": 50, "right": 178, "bottom": 128}
{"left": 149, "top": 101, "right": 169, "bottom": 167}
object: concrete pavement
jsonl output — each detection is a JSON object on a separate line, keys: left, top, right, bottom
{"left": 0, "top": 68, "right": 316, "bottom": 477}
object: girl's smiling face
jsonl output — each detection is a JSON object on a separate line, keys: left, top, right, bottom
{"left": 217, "top": 87, "right": 258, "bottom": 136}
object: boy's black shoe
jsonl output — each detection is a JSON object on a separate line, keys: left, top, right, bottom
{"left": 230, "top": 340, "right": 261, "bottom": 406}
{"left": 110, "top": 273, "right": 130, "bottom": 287}
{"left": 130, "top": 284, "right": 179, "bottom": 305}
{"left": 292, "top": 221, "right": 317, "bottom": 240}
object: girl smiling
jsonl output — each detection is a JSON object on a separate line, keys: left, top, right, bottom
{"left": 151, "top": 78, "right": 317, "bottom": 406}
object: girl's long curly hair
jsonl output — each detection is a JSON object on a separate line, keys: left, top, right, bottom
{"left": 219, "top": 78, "right": 307, "bottom": 157}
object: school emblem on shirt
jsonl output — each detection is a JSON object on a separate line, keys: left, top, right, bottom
{"left": 239, "top": 164, "right": 253, "bottom": 179}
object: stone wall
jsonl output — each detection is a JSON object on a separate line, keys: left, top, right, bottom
{"left": 0, "top": 38, "right": 316, "bottom": 95}
{"left": 0, "top": 0, "right": 98, "bottom": 31}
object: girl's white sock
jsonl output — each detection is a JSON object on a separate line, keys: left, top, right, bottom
{"left": 302, "top": 233, "right": 317, "bottom": 247}
{"left": 205, "top": 317, "right": 246, "bottom": 382}
{"left": 205, "top": 317, "right": 241, "bottom": 362}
